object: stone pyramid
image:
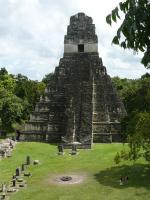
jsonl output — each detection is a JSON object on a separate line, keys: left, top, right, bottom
{"left": 20, "top": 13, "right": 126, "bottom": 148}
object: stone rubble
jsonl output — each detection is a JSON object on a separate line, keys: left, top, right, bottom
{"left": 0, "top": 139, "right": 17, "bottom": 160}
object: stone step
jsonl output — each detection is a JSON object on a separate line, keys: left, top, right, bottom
{"left": 27, "top": 120, "right": 48, "bottom": 124}
{"left": 92, "top": 121, "right": 120, "bottom": 124}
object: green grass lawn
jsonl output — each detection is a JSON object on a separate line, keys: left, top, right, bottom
{"left": 0, "top": 142, "right": 150, "bottom": 200}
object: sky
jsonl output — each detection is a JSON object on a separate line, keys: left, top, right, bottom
{"left": 0, "top": 0, "right": 149, "bottom": 80}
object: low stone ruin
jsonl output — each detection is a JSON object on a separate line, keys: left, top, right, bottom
{"left": 0, "top": 155, "right": 36, "bottom": 200}
{"left": 70, "top": 144, "right": 77, "bottom": 155}
{"left": 57, "top": 144, "right": 64, "bottom": 155}
{"left": 0, "top": 139, "right": 17, "bottom": 160}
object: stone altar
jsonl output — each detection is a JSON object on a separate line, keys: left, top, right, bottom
{"left": 20, "top": 13, "right": 126, "bottom": 148}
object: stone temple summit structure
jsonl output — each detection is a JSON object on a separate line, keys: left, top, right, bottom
{"left": 20, "top": 13, "right": 126, "bottom": 148}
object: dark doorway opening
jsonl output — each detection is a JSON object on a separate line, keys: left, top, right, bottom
{"left": 78, "top": 44, "right": 84, "bottom": 52}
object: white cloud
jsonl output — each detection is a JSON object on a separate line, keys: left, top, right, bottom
{"left": 0, "top": 0, "right": 149, "bottom": 80}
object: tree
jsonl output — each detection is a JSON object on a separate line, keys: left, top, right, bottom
{"left": 112, "top": 74, "right": 150, "bottom": 162}
{"left": 0, "top": 72, "right": 24, "bottom": 131}
{"left": 106, "top": 0, "right": 150, "bottom": 68}
{"left": 112, "top": 74, "right": 150, "bottom": 113}
{"left": 15, "top": 74, "right": 45, "bottom": 116}
{"left": 0, "top": 94, "right": 24, "bottom": 131}
{"left": 127, "top": 112, "right": 150, "bottom": 161}
{"left": 0, "top": 68, "right": 8, "bottom": 76}
{"left": 42, "top": 72, "right": 54, "bottom": 85}
{"left": 0, "top": 71, "right": 16, "bottom": 92}
{"left": 0, "top": 70, "right": 45, "bottom": 131}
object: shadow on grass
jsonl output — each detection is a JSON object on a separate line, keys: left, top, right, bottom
{"left": 94, "top": 163, "right": 150, "bottom": 189}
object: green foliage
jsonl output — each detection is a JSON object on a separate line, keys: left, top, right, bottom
{"left": 127, "top": 112, "right": 150, "bottom": 161}
{"left": 0, "top": 68, "right": 22, "bottom": 131}
{"left": 106, "top": 14, "right": 112, "bottom": 25}
{"left": 112, "top": 73, "right": 150, "bottom": 162}
{"left": 120, "top": 149, "right": 129, "bottom": 160}
{"left": 114, "top": 150, "right": 130, "bottom": 164}
{"left": 106, "top": 0, "right": 150, "bottom": 68}
{"left": 0, "top": 94, "right": 24, "bottom": 131}
{"left": 0, "top": 68, "right": 45, "bottom": 132}
{"left": 15, "top": 74, "right": 45, "bottom": 107}
{"left": 114, "top": 152, "right": 121, "bottom": 164}
{"left": 14, "top": 74, "right": 46, "bottom": 120}
{"left": 112, "top": 36, "right": 120, "bottom": 45}
{"left": 0, "top": 73, "right": 15, "bottom": 92}
{"left": 112, "top": 74, "right": 150, "bottom": 113}
{"left": 0, "top": 67, "right": 8, "bottom": 76}
{"left": 42, "top": 72, "right": 54, "bottom": 85}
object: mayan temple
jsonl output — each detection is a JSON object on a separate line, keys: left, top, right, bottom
{"left": 20, "top": 13, "right": 126, "bottom": 148}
